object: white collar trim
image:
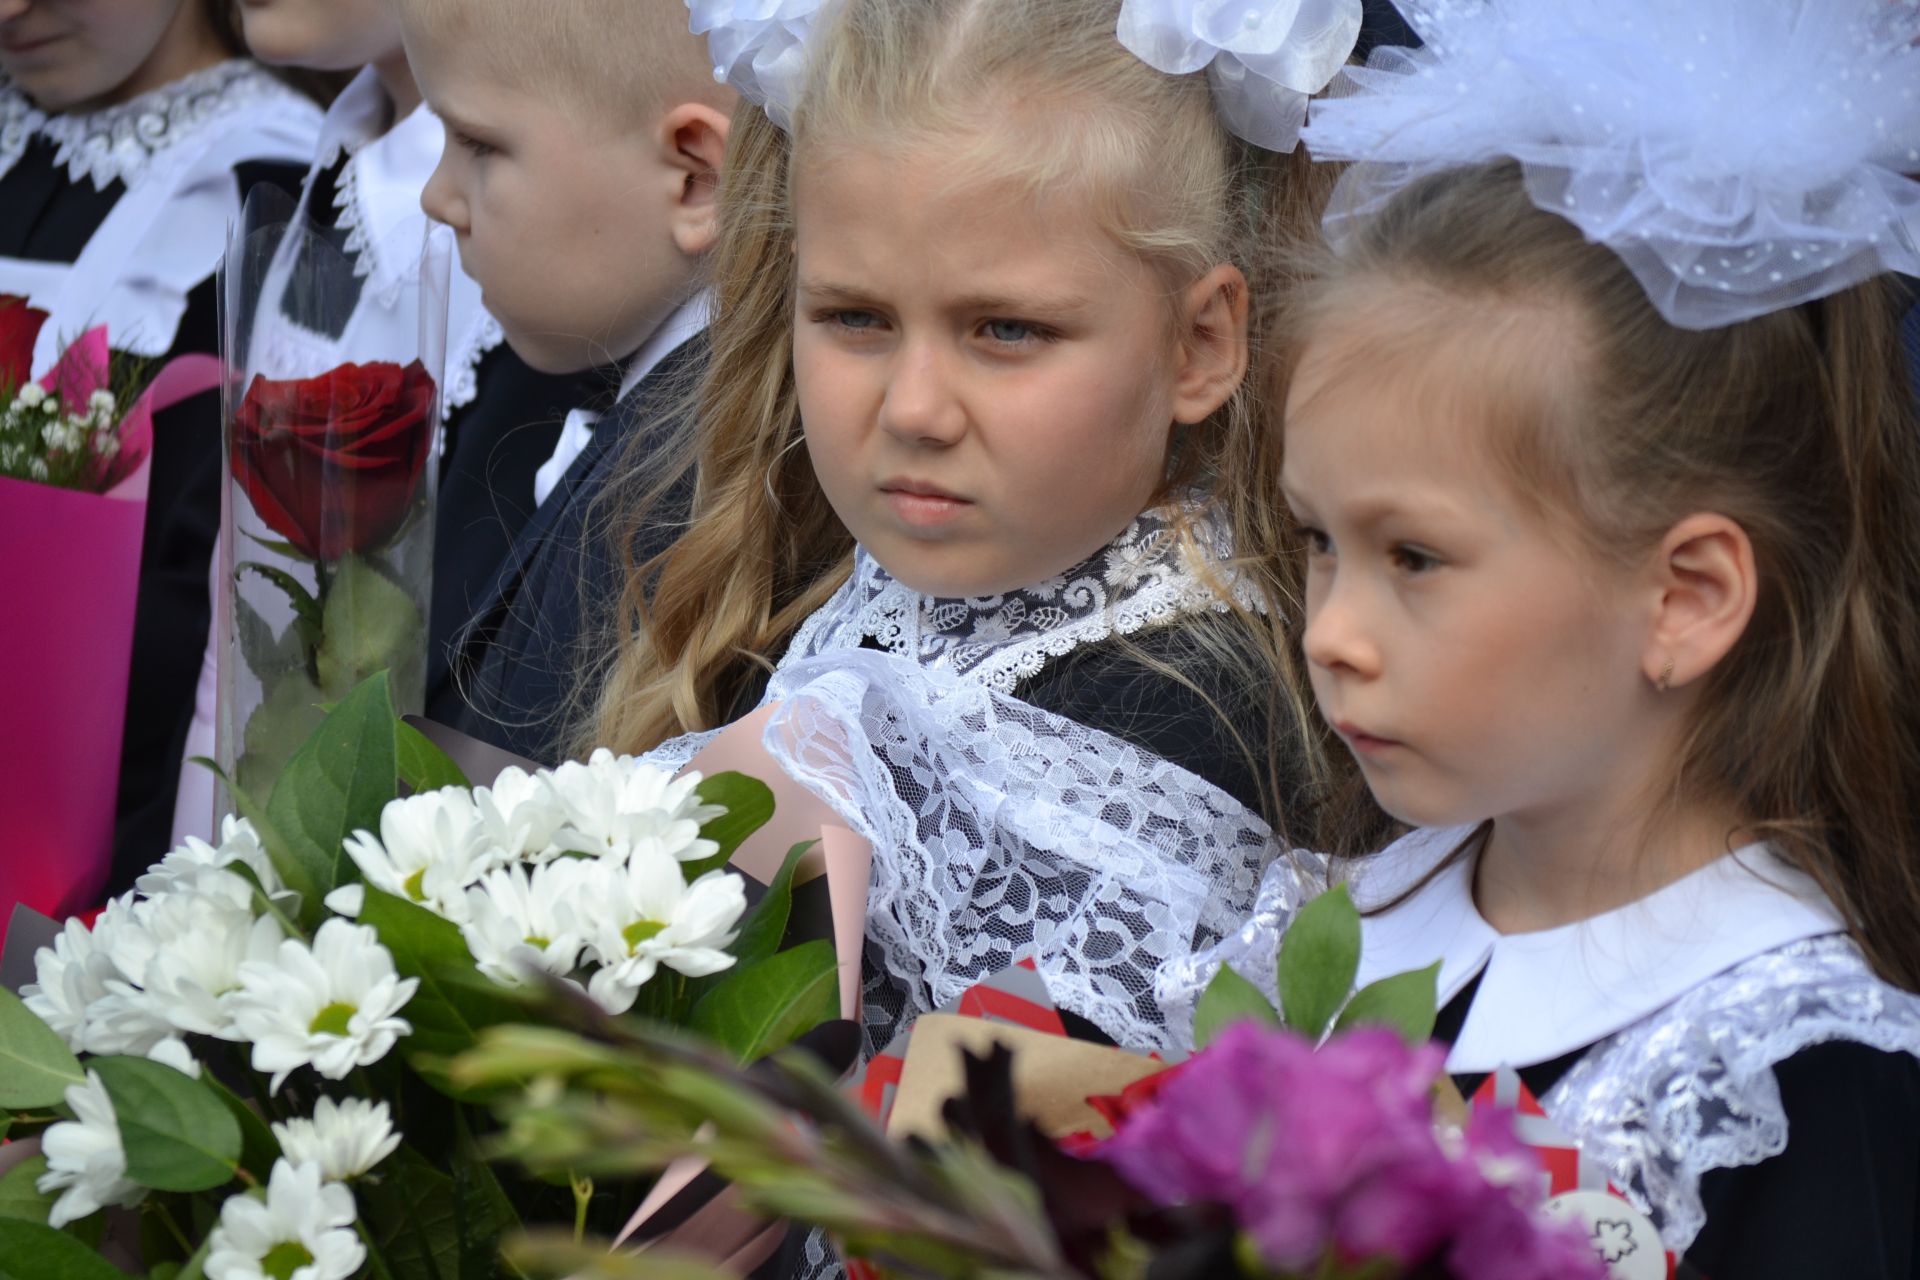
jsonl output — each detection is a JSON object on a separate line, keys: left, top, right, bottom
{"left": 1350, "top": 826, "right": 1848, "bottom": 1072}
{"left": 1, "top": 61, "right": 287, "bottom": 190}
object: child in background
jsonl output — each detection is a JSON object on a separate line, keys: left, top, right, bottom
{"left": 168, "top": 0, "right": 602, "bottom": 850}
{"left": 0, "top": 0, "right": 321, "bottom": 888}
{"left": 391, "top": 0, "right": 735, "bottom": 763}
{"left": 1168, "top": 2, "right": 1920, "bottom": 1274}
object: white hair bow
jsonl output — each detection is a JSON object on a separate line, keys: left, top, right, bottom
{"left": 686, "top": 0, "right": 830, "bottom": 129}
{"left": 1303, "top": 0, "right": 1920, "bottom": 329}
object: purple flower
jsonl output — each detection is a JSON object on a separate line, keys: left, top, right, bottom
{"left": 1095, "top": 1023, "right": 1606, "bottom": 1279}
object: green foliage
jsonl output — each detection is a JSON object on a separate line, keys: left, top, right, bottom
{"left": 316, "top": 554, "right": 424, "bottom": 702}
{"left": 1333, "top": 962, "right": 1442, "bottom": 1045}
{"left": 0, "top": 985, "right": 86, "bottom": 1109}
{"left": 0, "top": 1154, "right": 53, "bottom": 1224}
{"left": 1192, "top": 965, "right": 1281, "bottom": 1049}
{"left": 358, "top": 888, "right": 525, "bottom": 1088}
{"left": 199, "top": 1074, "right": 281, "bottom": 1183}
{"left": 683, "top": 773, "right": 777, "bottom": 877}
{"left": 263, "top": 671, "right": 399, "bottom": 926}
{"left": 688, "top": 940, "right": 841, "bottom": 1063}
{"left": 727, "top": 841, "right": 817, "bottom": 970}
{"left": 1278, "top": 884, "right": 1362, "bottom": 1041}
{"left": 90, "top": 1057, "right": 240, "bottom": 1193}
{"left": 397, "top": 722, "right": 469, "bottom": 794}
{"left": 236, "top": 561, "right": 322, "bottom": 655}
{"left": 361, "top": 1143, "right": 518, "bottom": 1280}
{"left": 0, "top": 1220, "right": 132, "bottom": 1279}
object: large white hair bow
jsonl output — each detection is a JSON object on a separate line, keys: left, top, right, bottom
{"left": 1117, "top": 0, "right": 1363, "bottom": 151}
{"left": 686, "top": 0, "right": 830, "bottom": 129}
{"left": 1303, "top": 0, "right": 1920, "bottom": 330}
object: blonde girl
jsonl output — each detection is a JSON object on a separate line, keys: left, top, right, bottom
{"left": 1169, "top": 1, "right": 1920, "bottom": 1274}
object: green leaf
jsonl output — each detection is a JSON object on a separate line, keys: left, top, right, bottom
{"left": 194, "top": 759, "right": 315, "bottom": 927}
{"left": 266, "top": 671, "right": 400, "bottom": 925}
{"left": 684, "top": 772, "right": 777, "bottom": 877}
{"left": 1191, "top": 964, "right": 1281, "bottom": 1049}
{"left": 174, "top": 1235, "right": 211, "bottom": 1280}
{"left": 0, "top": 1220, "right": 132, "bottom": 1279}
{"left": 1277, "top": 884, "right": 1362, "bottom": 1042}
{"left": 358, "top": 888, "right": 524, "bottom": 1079}
{"left": 0, "top": 1154, "right": 53, "bottom": 1224}
{"left": 241, "top": 529, "right": 314, "bottom": 563}
{"left": 689, "top": 940, "right": 841, "bottom": 1063}
{"left": 91, "top": 1057, "right": 240, "bottom": 1193}
{"left": 235, "top": 671, "right": 330, "bottom": 799}
{"left": 1333, "top": 961, "right": 1442, "bottom": 1045}
{"left": 358, "top": 1145, "right": 467, "bottom": 1280}
{"left": 233, "top": 595, "right": 308, "bottom": 682}
{"left": 315, "top": 555, "right": 424, "bottom": 702}
{"left": 199, "top": 1074, "right": 281, "bottom": 1182}
{"left": 397, "top": 721, "right": 469, "bottom": 794}
{"left": 0, "top": 986, "right": 85, "bottom": 1109}
{"left": 728, "top": 841, "right": 816, "bottom": 970}
{"left": 237, "top": 561, "right": 322, "bottom": 650}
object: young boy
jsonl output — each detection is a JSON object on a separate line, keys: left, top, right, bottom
{"left": 396, "top": 0, "right": 735, "bottom": 760}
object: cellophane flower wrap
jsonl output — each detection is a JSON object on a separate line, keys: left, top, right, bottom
{"left": 0, "top": 294, "right": 221, "bottom": 928}
{"left": 216, "top": 184, "right": 451, "bottom": 800}
{"left": 0, "top": 673, "right": 844, "bottom": 1278}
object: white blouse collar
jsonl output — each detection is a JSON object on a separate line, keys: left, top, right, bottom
{"left": 780, "top": 500, "right": 1265, "bottom": 693}
{"left": 0, "top": 61, "right": 292, "bottom": 190}
{"left": 312, "top": 69, "right": 447, "bottom": 302}
{"left": 1351, "top": 825, "right": 1847, "bottom": 1073}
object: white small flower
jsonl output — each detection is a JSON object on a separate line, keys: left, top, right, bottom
{"left": 94, "top": 429, "right": 120, "bottom": 457}
{"left": 28, "top": 456, "right": 47, "bottom": 479}
{"left": 88, "top": 389, "right": 115, "bottom": 417}
{"left": 270, "top": 1097, "right": 399, "bottom": 1182}
{"left": 341, "top": 787, "right": 499, "bottom": 922}
{"left": 460, "top": 860, "right": 592, "bottom": 989}
{"left": 132, "top": 890, "right": 286, "bottom": 1039}
{"left": 17, "top": 382, "right": 45, "bottom": 408}
{"left": 22, "top": 913, "right": 125, "bottom": 1051}
{"left": 38, "top": 1071, "right": 145, "bottom": 1227}
{"left": 547, "top": 754, "right": 726, "bottom": 864}
{"left": 228, "top": 919, "right": 418, "bottom": 1093}
{"left": 206, "top": 1159, "right": 364, "bottom": 1280}
{"left": 146, "top": 1035, "right": 204, "bottom": 1079}
{"left": 583, "top": 854, "right": 746, "bottom": 1014}
{"left": 472, "top": 765, "right": 566, "bottom": 859}
{"left": 136, "top": 816, "right": 287, "bottom": 906}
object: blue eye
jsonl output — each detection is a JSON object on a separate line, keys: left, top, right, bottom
{"left": 832, "top": 310, "right": 882, "bottom": 331}
{"left": 983, "top": 319, "right": 1039, "bottom": 344}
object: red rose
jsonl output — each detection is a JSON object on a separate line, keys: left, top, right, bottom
{"left": 230, "top": 359, "right": 436, "bottom": 561}
{"left": 0, "top": 294, "right": 50, "bottom": 388}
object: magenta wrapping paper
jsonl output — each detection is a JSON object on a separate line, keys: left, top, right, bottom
{"left": 0, "top": 475, "right": 146, "bottom": 925}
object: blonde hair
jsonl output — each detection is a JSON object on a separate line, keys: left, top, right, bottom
{"left": 581, "top": 0, "right": 1352, "bottom": 843}
{"left": 393, "top": 0, "right": 723, "bottom": 125}
{"left": 1298, "top": 161, "right": 1920, "bottom": 988}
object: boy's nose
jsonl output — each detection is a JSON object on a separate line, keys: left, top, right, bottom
{"left": 1302, "top": 578, "right": 1381, "bottom": 679}
{"left": 877, "top": 340, "right": 966, "bottom": 447}
{"left": 419, "top": 155, "right": 467, "bottom": 233}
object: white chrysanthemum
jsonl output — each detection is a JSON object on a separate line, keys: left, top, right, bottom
{"left": 339, "top": 787, "right": 499, "bottom": 923}
{"left": 129, "top": 890, "right": 286, "bottom": 1039}
{"left": 228, "top": 919, "right": 418, "bottom": 1093}
{"left": 583, "top": 854, "right": 746, "bottom": 1014}
{"left": 270, "top": 1097, "right": 399, "bottom": 1182}
{"left": 547, "top": 754, "right": 726, "bottom": 864}
{"left": 206, "top": 1159, "right": 364, "bottom": 1280}
{"left": 16, "top": 383, "right": 45, "bottom": 408}
{"left": 38, "top": 1071, "right": 145, "bottom": 1227}
{"left": 22, "top": 912, "right": 127, "bottom": 1052}
{"left": 136, "top": 816, "right": 288, "bottom": 907}
{"left": 66, "top": 897, "right": 179, "bottom": 1058}
{"left": 472, "top": 765, "right": 567, "bottom": 860}
{"left": 460, "top": 860, "right": 592, "bottom": 989}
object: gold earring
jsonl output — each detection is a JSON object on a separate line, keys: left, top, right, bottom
{"left": 1655, "top": 658, "right": 1674, "bottom": 693}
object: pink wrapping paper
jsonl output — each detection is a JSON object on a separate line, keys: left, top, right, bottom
{"left": 0, "top": 356, "right": 220, "bottom": 943}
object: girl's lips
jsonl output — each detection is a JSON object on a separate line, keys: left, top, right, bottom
{"left": 1334, "top": 722, "right": 1402, "bottom": 755}
{"left": 880, "top": 486, "right": 972, "bottom": 528}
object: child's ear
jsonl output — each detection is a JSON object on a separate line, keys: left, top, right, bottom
{"left": 1170, "top": 263, "right": 1250, "bottom": 425}
{"left": 1644, "top": 513, "right": 1757, "bottom": 692}
{"left": 657, "top": 102, "right": 733, "bottom": 258}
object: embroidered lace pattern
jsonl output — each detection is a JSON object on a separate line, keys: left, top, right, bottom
{"left": 1541, "top": 934, "right": 1920, "bottom": 1255}
{"left": 18, "top": 62, "right": 285, "bottom": 191}
{"left": 782, "top": 503, "right": 1265, "bottom": 694}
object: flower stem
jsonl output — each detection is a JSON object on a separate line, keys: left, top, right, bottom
{"left": 151, "top": 1198, "right": 195, "bottom": 1257}
{"left": 570, "top": 1169, "right": 593, "bottom": 1243}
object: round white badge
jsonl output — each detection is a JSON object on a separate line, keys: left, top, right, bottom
{"left": 1543, "top": 1190, "right": 1667, "bottom": 1280}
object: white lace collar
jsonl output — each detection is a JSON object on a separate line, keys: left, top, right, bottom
{"left": 1351, "top": 825, "right": 1846, "bottom": 1073}
{"left": 781, "top": 503, "right": 1263, "bottom": 694}
{"left": 313, "top": 69, "right": 448, "bottom": 302}
{"left": 0, "top": 61, "right": 288, "bottom": 190}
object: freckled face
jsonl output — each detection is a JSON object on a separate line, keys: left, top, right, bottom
{"left": 1283, "top": 314, "right": 1651, "bottom": 831}
{"left": 790, "top": 143, "right": 1189, "bottom": 598}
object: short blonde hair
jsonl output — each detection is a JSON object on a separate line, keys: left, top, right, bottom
{"left": 394, "top": 0, "right": 728, "bottom": 127}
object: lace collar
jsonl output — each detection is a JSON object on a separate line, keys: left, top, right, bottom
{"left": 1350, "top": 825, "right": 1847, "bottom": 1073}
{"left": 0, "top": 61, "right": 287, "bottom": 190}
{"left": 781, "top": 503, "right": 1264, "bottom": 694}
{"left": 313, "top": 70, "right": 448, "bottom": 302}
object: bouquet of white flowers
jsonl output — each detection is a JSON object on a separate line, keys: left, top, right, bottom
{"left": 0, "top": 673, "right": 845, "bottom": 1279}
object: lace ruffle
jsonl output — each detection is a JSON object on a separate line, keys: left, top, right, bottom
{"left": 1542, "top": 934, "right": 1920, "bottom": 1254}
{"left": 18, "top": 62, "right": 289, "bottom": 192}
{"left": 1151, "top": 852, "right": 1326, "bottom": 1046}
{"left": 784, "top": 504, "right": 1263, "bottom": 695}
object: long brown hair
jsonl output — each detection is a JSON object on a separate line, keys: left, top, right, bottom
{"left": 1294, "top": 161, "right": 1920, "bottom": 988}
{"left": 579, "top": 0, "right": 1351, "bottom": 843}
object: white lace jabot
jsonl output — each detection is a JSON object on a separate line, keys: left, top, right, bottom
{"left": 782, "top": 503, "right": 1263, "bottom": 693}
